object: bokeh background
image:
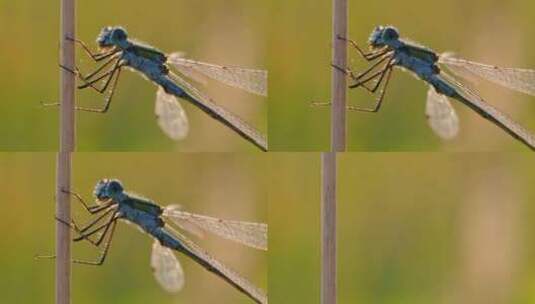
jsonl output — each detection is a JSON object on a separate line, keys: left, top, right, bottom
{"left": 0, "top": 153, "right": 267, "bottom": 304}
{"left": 0, "top": 0, "right": 267, "bottom": 151}
{"left": 268, "top": 153, "right": 321, "bottom": 304}
{"left": 268, "top": 0, "right": 535, "bottom": 151}
{"left": 339, "top": 153, "right": 535, "bottom": 304}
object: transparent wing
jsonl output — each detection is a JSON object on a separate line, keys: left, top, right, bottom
{"left": 425, "top": 86, "right": 459, "bottom": 139}
{"left": 164, "top": 206, "right": 267, "bottom": 250}
{"left": 168, "top": 52, "right": 268, "bottom": 96}
{"left": 440, "top": 72, "right": 535, "bottom": 148}
{"left": 155, "top": 87, "right": 189, "bottom": 140}
{"left": 167, "top": 226, "right": 267, "bottom": 304}
{"left": 151, "top": 239, "right": 185, "bottom": 293}
{"left": 168, "top": 71, "right": 267, "bottom": 150}
{"left": 439, "top": 53, "right": 535, "bottom": 96}
{"left": 166, "top": 53, "right": 209, "bottom": 86}
{"left": 164, "top": 205, "right": 205, "bottom": 239}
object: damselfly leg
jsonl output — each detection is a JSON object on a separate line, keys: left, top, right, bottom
{"left": 61, "top": 36, "right": 125, "bottom": 112}
{"left": 72, "top": 218, "right": 118, "bottom": 266}
{"left": 62, "top": 189, "right": 115, "bottom": 214}
{"left": 347, "top": 66, "right": 393, "bottom": 112}
{"left": 337, "top": 35, "right": 389, "bottom": 61}
{"left": 66, "top": 36, "right": 120, "bottom": 62}
{"left": 70, "top": 63, "right": 123, "bottom": 113}
{"left": 53, "top": 211, "right": 119, "bottom": 265}
{"left": 77, "top": 67, "right": 122, "bottom": 113}
{"left": 35, "top": 212, "right": 118, "bottom": 266}
{"left": 333, "top": 54, "right": 395, "bottom": 112}
{"left": 76, "top": 55, "right": 121, "bottom": 83}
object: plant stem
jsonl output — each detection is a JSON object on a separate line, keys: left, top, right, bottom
{"left": 331, "top": 0, "right": 347, "bottom": 150}
{"left": 56, "top": 0, "right": 75, "bottom": 303}
{"left": 322, "top": 0, "right": 346, "bottom": 303}
{"left": 321, "top": 152, "right": 337, "bottom": 304}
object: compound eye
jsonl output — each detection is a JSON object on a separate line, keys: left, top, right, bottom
{"left": 383, "top": 28, "right": 399, "bottom": 40}
{"left": 113, "top": 29, "right": 126, "bottom": 41}
{"left": 108, "top": 180, "right": 124, "bottom": 193}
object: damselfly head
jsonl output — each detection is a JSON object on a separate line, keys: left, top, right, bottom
{"left": 94, "top": 178, "right": 124, "bottom": 201}
{"left": 97, "top": 26, "right": 128, "bottom": 48}
{"left": 369, "top": 25, "right": 399, "bottom": 48}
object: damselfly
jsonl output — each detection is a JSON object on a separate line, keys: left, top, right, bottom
{"left": 40, "top": 179, "right": 268, "bottom": 304}
{"left": 57, "top": 26, "right": 267, "bottom": 151}
{"left": 324, "top": 25, "right": 535, "bottom": 150}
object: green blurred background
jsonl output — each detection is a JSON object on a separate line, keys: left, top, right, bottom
{"left": 339, "top": 153, "right": 535, "bottom": 304}
{"left": 268, "top": 0, "right": 535, "bottom": 151}
{"left": 0, "top": 0, "right": 267, "bottom": 151}
{"left": 0, "top": 153, "right": 267, "bottom": 303}
{"left": 269, "top": 153, "right": 321, "bottom": 304}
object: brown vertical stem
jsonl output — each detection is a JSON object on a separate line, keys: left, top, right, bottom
{"left": 321, "top": 152, "right": 337, "bottom": 304}
{"left": 322, "top": 0, "right": 346, "bottom": 303}
{"left": 331, "top": 0, "right": 347, "bottom": 150}
{"left": 56, "top": 153, "right": 72, "bottom": 304}
{"left": 56, "top": 0, "right": 75, "bottom": 303}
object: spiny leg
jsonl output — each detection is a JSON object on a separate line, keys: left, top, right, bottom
{"left": 77, "top": 208, "right": 115, "bottom": 234}
{"left": 39, "top": 64, "right": 112, "bottom": 108}
{"left": 74, "top": 217, "right": 114, "bottom": 246}
{"left": 314, "top": 59, "right": 393, "bottom": 108}
{"left": 56, "top": 41, "right": 121, "bottom": 92}
{"left": 72, "top": 211, "right": 118, "bottom": 246}
{"left": 348, "top": 66, "right": 393, "bottom": 113}
{"left": 349, "top": 53, "right": 393, "bottom": 82}
{"left": 66, "top": 36, "right": 119, "bottom": 62}
{"left": 74, "top": 66, "right": 122, "bottom": 113}
{"left": 54, "top": 65, "right": 103, "bottom": 95}
{"left": 355, "top": 47, "right": 389, "bottom": 62}
{"left": 68, "top": 206, "right": 116, "bottom": 234}
{"left": 332, "top": 53, "right": 393, "bottom": 91}
{"left": 354, "top": 57, "right": 394, "bottom": 94}
{"left": 330, "top": 34, "right": 390, "bottom": 90}
{"left": 60, "top": 37, "right": 121, "bottom": 91}
{"left": 77, "top": 64, "right": 118, "bottom": 92}
{"left": 310, "top": 69, "right": 384, "bottom": 107}
{"left": 61, "top": 189, "right": 114, "bottom": 214}
{"left": 73, "top": 218, "right": 118, "bottom": 266}
{"left": 59, "top": 55, "right": 119, "bottom": 85}
{"left": 42, "top": 38, "right": 122, "bottom": 108}
{"left": 54, "top": 63, "right": 119, "bottom": 96}
{"left": 337, "top": 35, "right": 389, "bottom": 61}
{"left": 76, "top": 58, "right": 123, "bottom": 93}
{"left": 349, "top": 58, "right": 394, "bottom": 89}
{"left": 55, "top": 61, "right": 123, "bottom": 113}
{"left": 312, "top": 67, "right": 384, "bottom": 107}
{"left": 330, "top": 64, "right": 373, "bottom": 91}
{"left": 331, "top": 59, "right": 379, "bottom": 84}
{"left": 34, "top": 214, "right": 117, "bottom": 262}
{"left": 54, "top": 209, "right": 117, "bottom": 247}
{"left": 78, "top": 54, "right": 121, "bottom": 82}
